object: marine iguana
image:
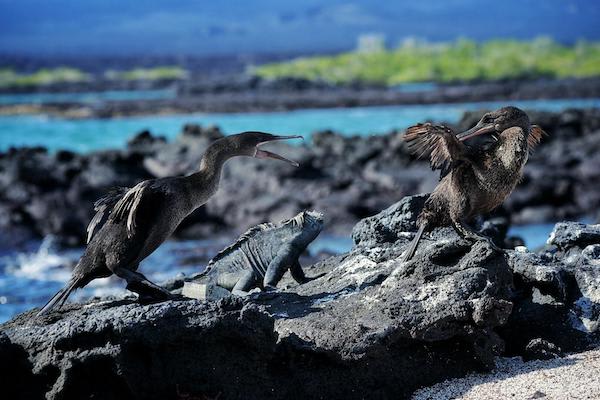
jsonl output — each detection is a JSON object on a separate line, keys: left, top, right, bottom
{"left": 401, "top": 106, "right": 546, "bottom": 261}
{"left": 37, "top": 132, "right": 302, "bottom": 316}
{"left": 181, "top": 210, "right": 325, "bottom": 299}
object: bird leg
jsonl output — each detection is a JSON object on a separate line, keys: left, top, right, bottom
{"left": 113, "top": 267, "right": 173, "bottom": 301}
{"left": 451, "top": 218, "right": 502, "bottom": 252}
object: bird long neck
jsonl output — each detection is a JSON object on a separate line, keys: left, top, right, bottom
{"left": 494, "top": 127, "right": 528, "bottom": 170}
{"left": 183, "top": 137, "right": 239, "bottom": 207}
{"left": 472, "top": 126, "right": 528, "bottom": 194}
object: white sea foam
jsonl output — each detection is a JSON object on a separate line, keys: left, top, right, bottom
{"left": 2, "top": 236, "right": 76, "bottom": 282}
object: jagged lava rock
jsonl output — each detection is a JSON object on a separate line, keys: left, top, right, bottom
{"left": 3, "top": 197, "right": 600, "bottom": 399}
{"left": 498, "top": 222, "right": 600, "bottom": 354}
{"left": 2, "top": 195, "right": 516, "bottom": 399}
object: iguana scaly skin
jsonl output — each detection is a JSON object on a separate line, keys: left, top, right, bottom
{"left": 183, "top": 210, "right": 324, "bottom": 298}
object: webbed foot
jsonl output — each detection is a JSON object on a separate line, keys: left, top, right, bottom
{"left": 461, "top": 236, "right": 503, "bottom": 253}
{"left": 137, "top": 290, "right": 175, "bottom": 304}
{"left": 482, "top": 236, "right": 503, "bottom": 252}
{"left": 302, "top": 272, "right": 326, "bottom": 284}
{"left": 451, "top": 219, "right": 503, "bottom": 253}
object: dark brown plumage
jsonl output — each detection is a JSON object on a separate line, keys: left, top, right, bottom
{"left": 401, "top": 106, "right": 546, "bottom": 262}
{"left": 38, "top": 132, "right": 302, "bottom": 316}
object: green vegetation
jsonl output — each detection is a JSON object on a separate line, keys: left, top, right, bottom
{"left": 105, "top": 66, "right": 188, "bottom": 81}
{"left": 0, "top": 67, "right": 90, "bottom": 88}
{"left": 254, "top": 38, "right": 600, "bottom": 85}
{"left": 0, "top": 65, "right": 188, "bottom": 88}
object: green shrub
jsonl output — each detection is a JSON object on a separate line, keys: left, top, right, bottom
{"left": 253, "top": 38, "right": 600, "bottom": 85}
{"left": 0, "top": 67, "right": 90, "bottom": 87}
{"left": 104, "top": 66, "right": 188, "bottom": 81}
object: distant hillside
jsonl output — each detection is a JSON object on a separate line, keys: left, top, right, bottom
{"left": 254, "top": 38, "right": 600, "bottom": 85}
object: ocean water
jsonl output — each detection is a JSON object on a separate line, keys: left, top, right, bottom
{"left": 1, "top": 97, "right": 599, "bottom": 152}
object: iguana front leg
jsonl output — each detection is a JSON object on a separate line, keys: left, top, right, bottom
{"left": 290, "top": 260, "right": 325, "bottom": 284}
{"left": 231, "top": 270, "right": 257, "bottom": 296}
{"left": 264, "top": 249, "right": 294, "bottom": 290}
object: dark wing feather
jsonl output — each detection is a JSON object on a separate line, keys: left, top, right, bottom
{"left": 109, "top": 181, "right": 153, "bottom": 238}
{"left": 403, "top": 123, "right": 468, "bottom": 171}
{"left": 527, "top": 125, "right": 547, "bottom": 153}
{"left": 86, "top": 186, "right": 129, "bottom": 243}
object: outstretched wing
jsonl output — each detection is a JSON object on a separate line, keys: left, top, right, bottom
{"left": 86, "top": 186, "right": 129, "bottom": 243}
{"left": 527, "top": 125, "right": 547, "bottom": 153}
{"left": 403, "top": 123, "right": 468, "bottom": 170}
{"left": 109, "top": 181, "right": 152, "bottom": 238}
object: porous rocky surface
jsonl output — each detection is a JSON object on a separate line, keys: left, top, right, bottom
{"left": 1, "top": 108, "right": 600, "bottom": 250}
{"left": 2, "top": 196, "right": 598, "bottom": 399}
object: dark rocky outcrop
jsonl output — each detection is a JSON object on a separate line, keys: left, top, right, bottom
{"left": 499, "top": 222, "right": 600, "bottom": 354}
{"left": 3, "top": 76, "right": 600, "bottom": 118}
{"left": 2, "top": 196, "right": 598, "bottom": 399}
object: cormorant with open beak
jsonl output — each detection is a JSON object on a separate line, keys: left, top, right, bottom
{"left": 38, "top": 132, "right": 302, "bottom": 315}
{"left": 401, "top": 106, "right": 546, "bottom": 261}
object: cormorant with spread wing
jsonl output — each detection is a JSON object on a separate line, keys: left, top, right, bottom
{"left": 401, "top": 106, "right": 546, "bottom": 261}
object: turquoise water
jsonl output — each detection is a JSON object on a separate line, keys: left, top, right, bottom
{"left": 507, "top": 223, "right": 556, "bottom": 249}
{"left": 0, "top": 89, "right": 175, "bottom": 105}
{"left": 392, "top": 82, "right": 438, "bottom": 92}
{"left": 1, "top": 97, "right": 599, "bottom": 153}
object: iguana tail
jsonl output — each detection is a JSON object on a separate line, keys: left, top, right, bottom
{"left": 184, "top": 267, "right": 211, "bottom": 284}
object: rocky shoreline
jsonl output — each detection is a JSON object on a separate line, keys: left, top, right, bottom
{"left": 1, "top": 76, "right": 600, "bottom": 118}
{"left": 2, "top": 195, "right": 598, "bottom": 399}
{"left": 1, "top": 108, "right": 599, "bottom": 250}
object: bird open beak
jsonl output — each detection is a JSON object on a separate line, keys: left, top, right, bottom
{"left": 255, "top": 135, "right": 303, "bottom": 167}
{"left": 456, "top": 122, "right": 496, "bottom": 142}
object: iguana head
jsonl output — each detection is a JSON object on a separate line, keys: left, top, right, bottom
{"left": 286, "top": 210, "right": 324, "bottom": 245}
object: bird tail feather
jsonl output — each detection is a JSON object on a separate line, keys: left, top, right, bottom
{"left": 37, "top": 277, "right": 79, "bottom": 317}
{"left": 402, "top": 224, "right": 425, "bottom": 262}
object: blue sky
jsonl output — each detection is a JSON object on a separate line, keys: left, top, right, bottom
{"left": 0, "top": 0, "right": 598, "bottom": 55}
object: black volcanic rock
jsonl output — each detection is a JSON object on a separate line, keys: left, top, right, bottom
{"left": 2, "top": 195, "right": 599, "bottom": 399}
{"left": 498, "top": 222, "right": 600, "bottom": 355}
{"left": 2, "top": 198, "right": 514, "bottom": 399}
{"left": 547, "top": 222, "right": 600, "bottom": 251}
